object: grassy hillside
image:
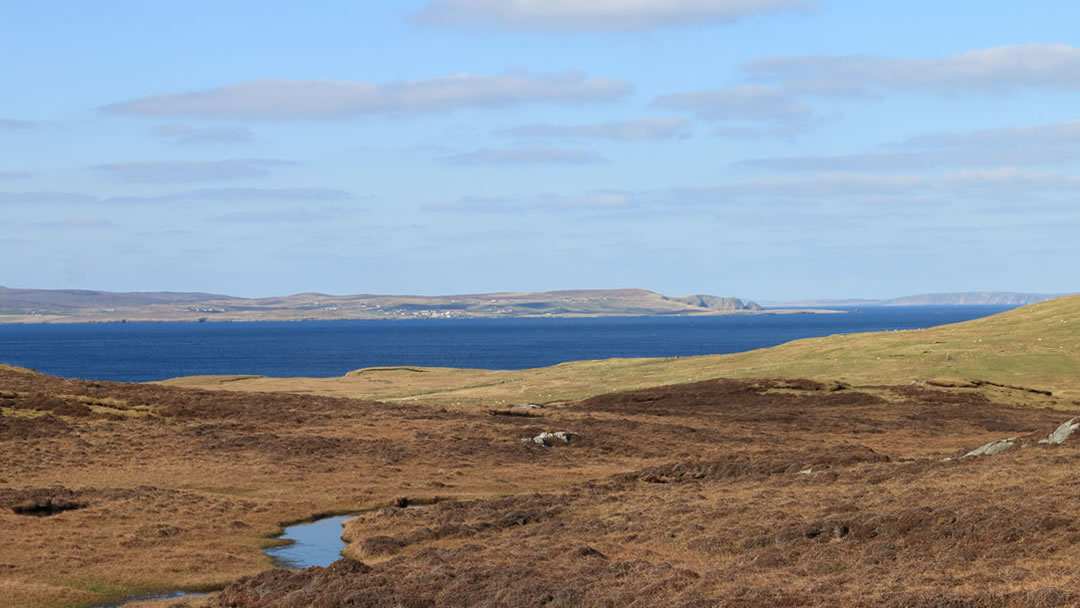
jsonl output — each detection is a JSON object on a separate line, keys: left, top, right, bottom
{"left": 164, "top": 295, "right": 1080, "bottom": 407}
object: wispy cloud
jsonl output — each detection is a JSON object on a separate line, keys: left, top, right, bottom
{"left": 101, "top": 72, "right": 632, "bottom": 119}
{"left": 698, "top": 173, "right": 926, "bottom": 200}
{"left": 892, "top": 120, "right": 1080, "bottom": 149}
{"left": 108, "top": 187, "right": 354, "bottom": 204}
{"left": 0, "top": 187, "right": 353, "bottom": 205}
{"left": 425, "top": 168, "right": 1080, "bottom": 214}
{"left": 745, "top": 43, "right": 1080, "bottom": 96}
{"left": 654, "top": 85, "right": 810, "bottom": 121}
{"left": 737, "top": 152, "right": 934, "bottom": 172}
{"left": 495, "top": 117, "right": 689, "bottom": 141}
{"left": 0, "top": 191, "right": 98, "bottom": 204}
{"left": 413, "top": 0, "right": 809, "bottom": 31}
{"left": 29, "top": 216, "right": 115, "bottom": 229}
{"left": 738, "top": 119, "right": 1080, "bottom": 171}
{"left": 154, "top": 124, "right": 255, "bottom": 144}
{"left": 208, "top": 205, "right": 353, "bottom": 223}
{"left": 443, "top": 147, "right": 606, "bottom": 165}
{"left": 711, "top": 125, "right": 813, "bottom": 139}
{"left": 939, "top": 167, "right": 1080, "bottom": 194}
{"left": 703, "top": 168, "right": 1080, "bottom": 206}
{"left": 0, "top": 118, "right": 37, "bottom": 129}
{"left": 92, "top": 159, "right": 297, "bottom": 183}
{"left": 653, "top": 85, "right": 816, "bottom": 136}
{"left": 428, "top": 190, "right": 637, "bottom": 213}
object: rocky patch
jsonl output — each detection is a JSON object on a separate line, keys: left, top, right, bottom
{"left": 522, "top": 431, "right": 577, "bottom": 446}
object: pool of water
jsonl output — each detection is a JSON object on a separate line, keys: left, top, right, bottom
{"left": 92, "top": 514, "right": 354, "bottom": 607}
{"left": 264, "top": 514, "right": 354, "bottom": 569}
{"left": 94, "top": 590, "right": 208, "bottom": 607}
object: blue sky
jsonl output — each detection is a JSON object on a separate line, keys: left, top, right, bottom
{"left": 2, "top": 0, "right": 1078, "bottom": 300}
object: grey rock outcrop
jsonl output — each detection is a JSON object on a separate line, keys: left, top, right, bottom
{"left": 522, "top": 431, "right": 577, "bottom": 447}
{"left": 961, "top": 418, "right": 1079, "bottom": 458}
{"left": 1040, "top": 418, "right": 1079, "bottom": 445}
{"left": 963, "top": 438, "right": 1017, "bottom": 458}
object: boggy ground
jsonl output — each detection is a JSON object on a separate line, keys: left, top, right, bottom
{"left": 3, "top": 366, "right": 1080, "bottom": 607}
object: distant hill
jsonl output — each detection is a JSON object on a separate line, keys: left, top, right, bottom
{"left": 0, "top": 287, "right": 796, "bottom": 323}
{"left": 879, "top": 292, "right": 1067, "bottom": 306}
{"left": 0, "top": 286, "right": 227, "bottom": 313}
{"left": 764, "top": 292, "right": 1069, "bottom": 308}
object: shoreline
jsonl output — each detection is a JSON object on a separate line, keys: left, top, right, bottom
{"left": 0, "top": 308, "right": 848, "bottom": 325}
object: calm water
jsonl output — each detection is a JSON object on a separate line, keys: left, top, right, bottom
{"left": 0, "top": 306, "right": 1012, "bottom": 382}
{"left": 93, "top": 516, "right": 350, "bottom": 607}
{"left": 264, "top": 515, "right": 353, "bottom": 569}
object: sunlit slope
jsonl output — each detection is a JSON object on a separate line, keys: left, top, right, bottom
{"left": 163, "top": 295, "right": 1080, "bottom": 405}
{"left": 695, "top": 294, "right": 1080, "bottom": 389}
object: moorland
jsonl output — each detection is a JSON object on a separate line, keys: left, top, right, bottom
{"left": 2, "top": 295, "right": 1080, "bottom": 607}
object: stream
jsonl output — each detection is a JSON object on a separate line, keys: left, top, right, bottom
{"left": 95, "top": 514, "right": 355, "bottom": 607}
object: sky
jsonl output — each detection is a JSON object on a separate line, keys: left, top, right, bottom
{"left": 1, "top": 0, "right": 1079, "bottom": 300}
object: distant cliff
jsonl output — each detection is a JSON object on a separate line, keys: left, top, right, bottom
{"left": 667, "top": 295, "right": 763, "bottom": 312}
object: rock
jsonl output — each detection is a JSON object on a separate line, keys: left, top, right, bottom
{"left": 798, "top": 468, "right": 813, "bottom": 475}
{"left": 963, "top": 438, "right": 1016, "bottom": 458}
{"left": 512, "top": 403, "right": 542, "bottom": 410}
{"left": 1039, "top": 418, "right": 1079, "bottom": 445}
{"left": 524, "top": 431, "right": 577, "bottom": 447}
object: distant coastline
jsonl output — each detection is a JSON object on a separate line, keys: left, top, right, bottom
{"left": 0, "top": 286, "right": 844, "bottom": 324}
{"left": 762, "top": 291, "right": 1069, "bottom": 308}
{"left": 1, "top": 286, "right": 1052, "bottom": 325}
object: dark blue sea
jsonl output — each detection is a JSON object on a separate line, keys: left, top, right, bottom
{"left": 0, "top": 306, "right": 1012, "bottom": 383}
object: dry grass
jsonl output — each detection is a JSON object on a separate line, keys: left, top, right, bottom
{"left": 5, "top": 364, "right": 1080, "bottom": 607}
{"left": 206, "top": 379, "right": 1080, "bottom": 607}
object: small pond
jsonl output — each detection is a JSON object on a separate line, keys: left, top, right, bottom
{"left": 93, "top": 514, "right": 355, "bottom": 607}
{"left": 264, "top": 514, "right": 354, "bottom": 568}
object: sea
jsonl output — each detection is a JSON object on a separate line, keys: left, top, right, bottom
{"left": 0, "top": 306, "right": 1013, "bottom": 383}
